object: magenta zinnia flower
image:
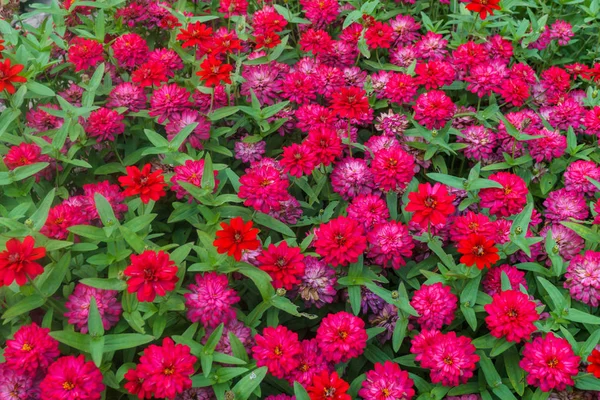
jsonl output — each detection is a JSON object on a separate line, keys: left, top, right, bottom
{"left": 347, "top": 194, "right": 390, "bottom": 230}
{"left": 543, "top": 188, "right": 589, "bottom": 223}
{"left": 64, "top": 283, "right": 122, "bottom": 333}
{"left": 252, "top": 325, "right": 302, "bottom": 379}
{"left": 564, "top": 160, "right": 600, "bottom": 196}
{"left": 370, "top": 147, "right": 416, "bottom": 192}
{"left": 106, "top": 82, "right": 147, "bottom": 112}
{"left": 4, "top": 323, "right": 60, "bottom": 375}
{"left": 287, "top": 338, "right": 331, "bottom": 386}
{"left": 149, "top": 83, "right": 192, "bottom": 123}
{"left": 564, "top": 250, "right": 600, "bottom": 307}
{"left": 238, "top": 163, "right": 290, "bottom": 213}
{"left": 313, "top": 216, "right": 367, "bottom": 267}
{"left": 479, "top": 172, "right": 528, "bottom": 217}
{"left": 519, "top": 333, "right": 580, "bottom": 392}
{"left": 203, "top": 319, "right": 253, "bottom": 357}
{"left": 0, "top": 363, "right": 40, "bottom": 399}
{"left": 484, "top": 289, "right": 538, "bottom": 343}
{"left": 40, "top": 355, "right": 105, "bottom": 400}
{"left": 410, "top": 283, "right": 457, "bottom": 330}
{"left": 367, "top": 221, "right": 414, "bottom": 270}
{"left": 482, "top": 264, "right": 528, "bottom": 296}
{"left": 184, "top": 272, "right": 240, "bottom": 328}
{"left": 316, "top": 311, "right": 368, "bottom": 363}
{"left": 359, "top": 361, "right": 415, "bottom": 400}
{"left": 295, "top": 256, "right": 337, "bottom": 308}
{"left": 330, "top": 157, "right": 375, "bottom": 200}
{"left": 413, "top": 90, "right": 456, "bottom": 129}
{"left": 420, "top": 332, "right": 479, "bottom": 387}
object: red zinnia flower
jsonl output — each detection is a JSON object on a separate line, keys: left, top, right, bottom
{"left": 0, "top": 58, "right": 27, "bottom": 94}
{"left": 131, "top": 61, "right": 168, "bottom": 88}
{"left": 365, "top": 21, "right": 394, "bottom": 49}
{"left": 252, "top": 325, "right": 302, "bottom": 379}
{"left": 465, "top": 0, "right": 501, "bottom": 19}
{"left": 257, "top": 242, "right": 305, "bottom": 290}
{"left": 177, "top": 22, "right": 213, "bottom": 48}
{"left": 457, "top": 233, "right": 500, "bottom": 269}
{"left": 313, "top": 216, "right": 367, "bottom": 267}
{"left": 0, "top": 236, "right": 46, "bottom": 286}
{"left": 587, "top": 349, "right": 600, "bottom": 378}
{"left": 255, "top": 31, "right": 281, "bottom": 49}
{"left": 0, "top": 38, "right": 5, "bottom": 54}
{"left": 197, "top": 56, "right": 234, "bottom": 87}
{"left": 124, "top": 250, "right": 178, "bottom": 302}
{"left": 213, "top": 217, "right": 260, "bottom": 261}
{"left": 406, "top": 182, "right": 455, "bottom": 228}
{"left": 484, "top": 289, "right": 539, "bottom": 343}
{"left": 118, "top": 164, "right": 167, "bottom": 204}
{"left": 331, "top": 86, "right": 371, "bottom": 120}
{"left": 307, "top": 370, "right": 351, "bottom": 400}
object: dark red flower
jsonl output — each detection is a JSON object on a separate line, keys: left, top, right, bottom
{"left": 213, "top": 32, "right": 242, "bottom": 55}
{"left": 196, "top": 56, "right": 233, "bottom": 87}
{"left": 118, "top": 164, "right": 167, "bottom": 204}
{"left": 406, "top": 182, "right": 455, "bottom": 228}
{"left": 0, "top": 58, "right": 27, "bottom": 94}
{"left": 177, "top": 22, "right": 213, "bottom": 48}
{"left": 307, "top": 370, "right": 351, "bottom": 400}
{"left": 457, "top": 233, "right": 500, "bottom": 269}
{"left": 131, "top": 61, "right": 168, "bottom": 88}
{"left": 331, "top": 86, "right": 370, "bottom": 120}
{"left": 365, "top": 21, "right": 394, "bottom": 49}
{"left": 465, "top": 0, "right": 501, "bottom": 19}
{"left": 124, "top": 250, "right": 178, "bottom": 302}
{"left": 255, "top": 31, "right": 281, "bottom": 49}
{"left": 0, "top": 236, "right": 46, "bottom": 286}
{"left": 257, "top": 242, "right": 305, "bottom": 290}
{"left": 213, "top": 217, "right": 260, "bottom": 261}
{"left": 588, "top": 349, "right": 600, "bottom": 378}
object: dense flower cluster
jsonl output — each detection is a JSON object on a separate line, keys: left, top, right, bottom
{"left": 2, "top": 0, "right": 600, "bottom": 398}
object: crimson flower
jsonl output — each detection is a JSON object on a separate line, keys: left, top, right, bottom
{"left": 307, "top": 370, "right": 351, "bottom": 400}
{"left": 588, "top": 349, "right": 600, "bottom": 378}
{"left": 0, "top": 236, "right": 46, "bottom": 286}
{"left": 331, "top": 86, "right": 370, "bottom": 120}
{"left": 465, "top": 0, "right": 501, "bottom": 19}
{"left": 124, "top": 250, "right": 178, "bottom": 302}
{"left": 406, "top": 182, "right": 455, "bottom": 228}
{"left": 177, "top": 22, "right": 213, "bottom": 48}
{"left": 196, "top": 56, "right": 233, "bottom": 87}
{"left": 255, "top": 31, "right": 281, "bottom": 49}
{"left": 118, "top": 164, "right": 167, "bottom": 204}
{"left": 131, "top": 61, "right": 168, "bottom": 88}
{"left": 0, "top": 58, "right": 27, "bottom": 94}
{"left": 0, "top": 38, "right": 5, "bottom": 54}
{"left": 457, "top": 233, "right": 500, "bottom": 269}
{"left": 213, "top": 217, "right": 260, "bottom": 261}
{"left": 257, "top": 241, "right": 305, "bottom": 290}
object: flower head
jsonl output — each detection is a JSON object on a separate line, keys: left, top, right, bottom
{"left": 197, "top": 56, "right": 233, "bottom": 87}
{"left": 564, "top": 250, "right": 600, "bottom": 307}
{"left": 307, "top": 371, "right": 351, "bottom": 400}
{"left": 484, "top": 289, "right": 538, "bottom": 342}
{"left": 520, "top": 333, "right": 580, "bottom": 392}
{"left": 317, "top": 311, "right": 368, "bottom": 363}
{"left": 296, "top": 256, "right": 338, "bottom": 308}
{"left": 479, "top": 172, "right": 528, "bottom": 217}
{"left": 0, "top": 236, "right": 45, "bottom": 286}
{"left": 258, "top": 242, "right": 305, "bottom": 290}
{"left": 359, "top": 361, "right": 415, "bottom": 400}
{"left": 119, "top": 164, "right": 167, "bottom": 204}
{"left": 213, "top": 217, "right": 260, "bottom": 261}
{"left": 65, "top": 283, "right": 122, "bottom": 333}
{"left": 185, "top": 272, "right": 239, "bottom": 327}
{"left": 411, "top": 283, "right": 457, "bottom": 330}
{"left": 40, "top": 355, "right": 105, "bottom": 400}
{"left": 482, "top": 264, "right": 528, "bottom": 296}
{"left": 457, "top": 234, "right": 500, "bottom": 269}
{"left": 124, "top": 250, "right": 178, "bottom": 302}
{"left": 371, "top": 147, "right": 416, "bottom": 192}
{"left": 331, "top": 86, "right": 370, "bottom": 120}
{"left": 313, "top": 216, "right": 367, "bottom": 267}
{"left": 67, "top": 37, "right": 104, "bottom": 71}
{"left": 367, "top": 221, "right": 414, "bottom": 269}
{"left": 406, "top": 183, "right": 455, "bottom": 228}
{"left": 252, "top": 325, "right": 301, "bottom": 379}
{"left": 587, "top": 349, "right": 600, "bottom": 378}
{"left": 419, "top": 332, "right": 479, "bottom": 387}
{"left": 4, "top": 323, "right": 60, "bottom": 374}
{"left": 465, "top": 0, "right": 501, "bottom": 19}
{"left": 0, "top": 58, "right": 27, "bottom": 94}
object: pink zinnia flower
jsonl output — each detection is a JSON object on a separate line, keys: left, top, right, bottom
{"left": 482, "top": 264, "right": 528, "bottom": 296}
{"left": 479, "top": 172, "right": 528, "bottom": 217}
{"left": 330, "top": 158, "right": 375, "bottom": 200}
{"left": 449, "top": 211, "right": 495, "bottom": 243}
{"left": 170, "top": 159, "right": 219, "bottom": 201}
{"left": 347, "top": 194, "right": 390, "bottom": 230}
{"left": 519, "top": 333, "right": 580, "bottom": 392}
{"left": 458, "top": 126, "right": 497, "bottom": 161}
{"left": 564, "top": 160, "right": 600, "bottom": 195}
{"left": 420, "top": 332, "right": 479, "bottom": 387}
{"left": 543, "top": 188, "right": 588, "bottom": 223}
{"left": 413, "top": 90, "right": 456, "bottom": 129}
{"left": 305, "top": 127, "right": 343, "bottom": 167}
{"left": 106, "top": 82, "right": 147, "bottom": 112}
{"left": 564, "top": 250, "right": 600, "bottom": 307}
{"left": 85, "top": 107, "right": 125, "bottom": 142}
{"left": 0, "top": 363, "right": 39, "bottom": 399}
{"left": 549, "top": 20, "right": 574, "bottom": 45}
{"left": 238, "top": 163, "right": 290, "bottom": 213}
{"left": 280, "top": 143, "right": 318, "bottom": 178}
{"left": 149, "top": 84, "right": 192, "bottom": 123}
{"left": 26, "top": 104, "right": 64, "bottom": 132}
{"left": 165, "top": 111, "right": 211, "bottom": 150}
{"left": 287, "top": 338, "right": 331, "bottom": 386}
{"left": 148, "top": 48, "right": 184, "bottom": 75}
{"left": 313, "top": 216, "right": 367, "bottom": 267}
{"left": 484, "top": 289, "right": 538, "bottom": 343}
{"left": 410, "top": 329, "right": 443, "bottom": 362}
{"left": 4, "top": 323, "right": 59, "bottom": 374}
{"left": 82, "top": 180, "right": 128, "bottom": 221}
{"left": 40, "top": 355, "right": 105, "bottom": 400}
{"left": 252, "top": 325, "right": 302, "bottom": 379}
{"left": 316, "top": 311, "right": 368, "bottom": 363}
{"left": 184, "top": 272, "right": 239, "bottom": 327}
{"left": 371, "top": 147, "right": 415, "bottom": 192}
{"left": 41, "top": 203, "right": 90, "bottom": 240}
{"left": 384, "top": 72, "right": 418, "bottom": 104}
{"left": 258, "top": 241, "right": 305, "bottom": 290}
{"left": 202, "top": 319, "right": 253, "bottom": 357}
{"left": 359, "top": 361, "right": 415, "bottom": 400}
{"left": 410, "top": 283, "right": 457, "bottom": 330}
{"left": 111, "top": 33, "right": 149, "bottom": 69}
{"left": 64, "top": 283, "right": 122, "bottom": 333}
{"left": 367, "top": 221, "right": 414, "bottom": 270}
{"left": 465, "top": 61, "right": 506, "bottom": 97}
{"left": 241, "top": 63, "right": 284, "bottom": 106}
{"left": 235, "top": 139, "right": 266, "bottom": 164}
{"left": 130, "top": 338, "right": 197, "bottom": 399}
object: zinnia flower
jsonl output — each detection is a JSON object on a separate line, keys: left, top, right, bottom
{"left": 184, "top": 272, "right": 239, "bottom": 327}
{"left": 410, "top": 283, "right": 457, "bottom": 330}
{"left": 359, "top": 361, "right": 415, "bottom": 400}
{"left": 0, "top": 58, "right": 27, "bottom": 94}
{"left": 257, "top": 241, "right": 305, "bottom": 290}
{"left": 587, "top": 349, "right": 600, "bottom": 378}
{"left": 85, "top": 107, "right": 125, "bottom": 142}
{"left": 316, "top": 311, "right": 368, "bottom": 363}
{"left": 482, "top": 264, "right": 528, "bottom": 296}
{"left": 307, "top": 371, "right": 351, "bottom": 400}
{"left": 252, "top": 325, "right": 302, "bottom": 379}
{"left": 124, "top": 250, "right": 178, "bottom": 302}
{"left": 564, "top": 250, "right": 600, "bottom": 307}
{"left": 484, "top": 289, "right": 538, "bottom": 342}
{"left": 40, "top": 355, "right": 105, "bottom": 400}
{"left": 479, "top": 172, "right": 528, "bottom": 217}
{"left": 3, "top": 323, "right": 60, "bottom": 374}
{"left": 197, "top": 56, "right": 233, "bottom": 87}
{"left": 67, "top": 37, "right": 104, "bottom": 72}
{"left": 177, "top": 22, "right": 213, "bottom": 48}
{"left": 457, "top": 234, "right": 500, "bottom": 269}
{"left": 287, "top": 338, "right": 331, "bottom": 386}
{"left": 295, "top": 256, "right": 338, "bottom": 308}
{"left": 331, "top": 86, "right": 370, "bottom": 120}
{"left": 128, "top": 338, "right": 197, "bottom": 399}
{"left": 406, "top": 183, "right": 455, "bottom": 228}
{"left": 213, "top": 217, "right": 260, "bottom": 261}
{"left": 371, "top": 147, "right": 416, "bottom": 192}
{"left": 519, "top": 333, "right": 580, "bottom": 392}
{"left": 367, "top": 221, "right": 414, "bottom": 269}
{"left": 465, "top": 0, "right": 501, "bottom": 19}
{"left": 420, "top": 332, "right": 479, "bottom": 387}
{"left": 0, "top": 236, "right": 46, "bottom": 286}
{"left": 119, "top": 164, "right": 167, "bottom": 204}
{"left": 313, "top": 216, "right": 367, "bottom": 267}
{"left": 64, "top": 283, "right": 122, "bottom": 333}
{"left": 0, "top": 363, "right": 39, "bottom": 399}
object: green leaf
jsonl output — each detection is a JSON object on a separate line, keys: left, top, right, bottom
{"left": 119, "top": 225, "right": 147, "bottom": 253}
{"left": 477, "top": 351, "right": 502, "bottom": 387}
{"left": 537, "top": 277, "right": 566, "bottom": 311}
{"left": 11, "top": 163, "right": 50, "bottom": 182}
{"left": 560, "top": 222, "right": 600, "bottom": 243}
{"left": 427, "top": 173, "right": 465, "bottom": 189}
{"left": 348, "top": 286, "right": 362, "bottom": 316}
{"left": 254, "top": 212, "right": 295, "bottom": 237}
{"left": 103, "top": 334, "right": 155, "bottom": 352}
{"left": 201, "top": 153, "right": 215, "bottom": 190}
{"left": 504, "top": 346, "right": 525, "bottom": 395}
{"left": 204, "top": 324, "right": 224, "bottom": 354}
{"left": 492, "top": 384, "right": 518, "bottom": 400}
{"left": 2, "top": 294, "right": 45, "bottom": 320}
{"left": 88, "top": 296, "right": 105, "bottom": 337}
{"left": 40, "top": 252, "right": 71, "bottom": 297}
{"left": 236, "top": 263, "right": 274, "bottom": 300}
{"left": 294, "top": 382, "right": 311, "bottom": 400}
{"left": 50, "top": 330, "right": 91, "bottom": 352}
{"left": 169, "top": 122, "right": 197, "bottom": 151}
{"left": 231, "top": 367, "right": 268, "bottom": 400}
{"left": 575, "top": 374, "right": 600, "bottom": 390}
{"left": 208, "top": 106, "right": 240, "bottom": 121}
{"left": 27, "top": 81, "right": 55, "bottom": 97}
{"left": 565, "top": 308, "right": 600, "bottom": 325}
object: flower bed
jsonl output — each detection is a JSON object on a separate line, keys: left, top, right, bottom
{"left": 1, "top": 0, "right": 600, "bottom": 399}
